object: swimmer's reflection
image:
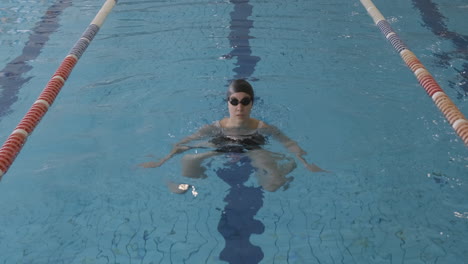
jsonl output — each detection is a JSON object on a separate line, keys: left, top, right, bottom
{"left": 140, "top": 79, "right": 325, "bottom": 191}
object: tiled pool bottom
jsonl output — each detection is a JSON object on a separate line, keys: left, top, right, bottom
{"left": 2, "top": 159, "right": 464, "bottom": 263}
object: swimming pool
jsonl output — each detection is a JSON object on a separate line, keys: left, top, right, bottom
{"left": 0, "top": 0, "right": 467, "bottom": 263}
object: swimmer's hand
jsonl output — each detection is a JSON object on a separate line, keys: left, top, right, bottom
{"left": 304, "top": 163, "right": 327, "bottom": 172}
{"left": 296, "top": 155, "right": 328, "bottom": 173}
{"left": 139, "top": 161, "right": 163, "bottom": 168}
{"left": 173, "top": 145, "right": 192, "bottom": 153}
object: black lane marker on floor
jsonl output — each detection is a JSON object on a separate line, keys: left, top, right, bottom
{"left": 217, "top": 157, "right": 264, "bottom": 264}
{"left": 412, "top": 0, "right": 468, "bottom": 98}
{"left": 223, "top": 0, "right": 260, "bottom": 81}
{"left": 217, "top": 1, "right": 265, "bottom": 263}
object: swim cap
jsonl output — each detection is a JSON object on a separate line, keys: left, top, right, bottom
{"left": 227, "top": 79, "right": 254, "bottom": 103}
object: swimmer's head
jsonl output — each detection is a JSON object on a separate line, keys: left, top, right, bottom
{"left": 227, "top": 79, "right": 254, "bottom": 103}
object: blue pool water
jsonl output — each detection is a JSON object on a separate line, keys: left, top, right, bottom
{"left": 1, "top": 0, "right": 467, "bottom": 263}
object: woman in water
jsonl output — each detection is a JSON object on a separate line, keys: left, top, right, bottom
{"left": 140, "top": 79, "right": 325, "bottom": 191}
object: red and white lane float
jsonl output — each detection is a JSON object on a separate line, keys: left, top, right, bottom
{"left": 0, "top": 0, "right": 118, "bottom": 180}
{"left": 360, "top": 0, "right": 468, "bottom": 146}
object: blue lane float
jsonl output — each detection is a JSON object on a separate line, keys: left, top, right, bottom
{"left": 70, "top": 24, "right": 101, "bottom": 59}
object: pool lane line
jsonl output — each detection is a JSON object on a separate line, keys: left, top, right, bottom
{"left": 217, "top": 1, "right": 265, "bottom": 263}
{"left": 0, "top": 0, "right": 118, "bottom": 180}
{"left": 216, "top": 158, "right": 265, "bottom": 264}
{"left": 222, "top": 0, "right": 261, "bottom": 81}
{"left": 360, "top": 0, "right": 468, "bottom": 146}
{"left": 0, "top": 0, "right": 73, "bottom": 118}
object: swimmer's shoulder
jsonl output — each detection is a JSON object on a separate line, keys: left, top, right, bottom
{"left": 197, "top": 121, "right": 223, "bottom": 136}
{"left": 256, "top": 120, "right": 282, "bottom": 136}
{"left": 255, "top": 119, "right": 267, "bottom": 129}
{"left": 218, "top": 118, "right": 228, "bottom": 128}
{"left": 216, "top": 118, "right": 269, "bottom": 130}
{"left": 253, "top": 119, "right": 269, "bottom": 129}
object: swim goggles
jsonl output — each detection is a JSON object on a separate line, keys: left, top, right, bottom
{"left": 229, "top": 97, "right": 252, "bottom": 106}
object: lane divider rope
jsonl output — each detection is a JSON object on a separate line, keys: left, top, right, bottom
{"left": 360, "top": 0, "right": 468, "bottom": 146}
{"left": 0, "top": 0, "right": 118, "bottom": 180}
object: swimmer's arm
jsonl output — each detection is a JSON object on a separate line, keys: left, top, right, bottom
{"left": 261, "top": 124, "right": 306, "bottom": 154}
{"left": 262, "top": 124, "right": 326, "bottom": 172}
{"left": 140, "top": 124, "right": 218, "bottom": 168}
{"left": 174, "top": 124, "right": 218, "bottom": 146}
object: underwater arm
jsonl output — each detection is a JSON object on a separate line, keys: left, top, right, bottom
{"left": 139, "top": 124, "right": 218, "bottom": 168}
{"left": 264, "top": 124, "right": 326, "bottom": 172}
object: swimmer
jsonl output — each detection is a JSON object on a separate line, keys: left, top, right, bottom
{"left": 140, "top": 79, "right": 325, "bottom": 192}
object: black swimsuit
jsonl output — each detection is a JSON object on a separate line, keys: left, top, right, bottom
{"left": 210, "top": 121, "right": 267, "bottom": 153}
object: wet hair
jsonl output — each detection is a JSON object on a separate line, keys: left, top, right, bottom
{"left": 226, "top": 79, "right": 254, "bottom": 103}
